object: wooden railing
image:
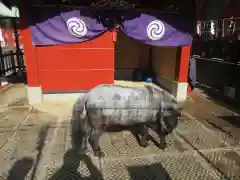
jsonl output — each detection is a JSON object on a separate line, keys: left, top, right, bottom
{"left": 0, "top": 50, "right": 25, "bottom": 77}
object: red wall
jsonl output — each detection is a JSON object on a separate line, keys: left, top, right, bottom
{"left": 34, "top": 31, "right": 115, "bottom": 92}
{"left": 20, "top": 2, "right": 115, "bottom": 92}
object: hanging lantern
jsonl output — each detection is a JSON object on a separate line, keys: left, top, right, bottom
{"left": 196, "top": 21, "right": 201, "bottom": 35}
{"left": 210, "top": 20, "right": 215, "bottom": 35}
{"left": 228, "top": 16, "right": 235, "bottom": 36}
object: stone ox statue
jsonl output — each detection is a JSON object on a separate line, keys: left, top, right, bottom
{"left": 71, "top": 84, "right": 184, "bottom": 157}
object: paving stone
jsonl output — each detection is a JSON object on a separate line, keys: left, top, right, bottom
{"left": 202, "top": 150, "right": 240, "bottom": 180}
{"left": 0, "top": 107, "right": 31, "bottom": 128}
{"left": 177, "top": 117, "right": 226, "bottom": 149}
{"left": 0, "top": 126, "right": 48, "bottom": 180}
{"left": 0, "top": 85, "right": 240, "bottom": 180}
{"left": 0, "top": 84, "right": 28, "bottom": 107}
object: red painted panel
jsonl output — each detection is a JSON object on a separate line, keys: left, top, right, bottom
{"left": 178, "top": 46, "right": 191, "bottom": 83}
{"left": 39, "top": 70, "right": 114, "bottom": 91}
{"left": 36, "top": 31, "right": 115, "bottom": 91}
{"left": 37, "top": 48, "right": 114, "bottom": 70}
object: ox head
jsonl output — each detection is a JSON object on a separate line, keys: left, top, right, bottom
{"left": 144, "top": 85, "right": 184, "bottom": 135}
{"left": 157, "top": 91, "right": 184, "bottom": 135}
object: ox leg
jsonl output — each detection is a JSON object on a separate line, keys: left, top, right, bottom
{"left": 80, "top": 131, "right": 89, "bottom": 153}
{"left": 159, "top": 133, "right": 166, "bottom": 150}
{"left": 90, "top": 129, "right": 104, "bottom": 158}
{"left": 71, "top": 128, "right": 88, "bottom": 154}
{"left": 79, "top": 121, "right": 91, "bottom": 154}
{"left": 137, "top": 124, "right": 149, "bottom": 148}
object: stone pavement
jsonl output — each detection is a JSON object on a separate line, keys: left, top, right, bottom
{"left": 0, "top": 84, "right": 240, "bottom": 180}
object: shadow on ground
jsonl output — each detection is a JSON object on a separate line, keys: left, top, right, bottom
{"left": 219, "top": 116, "right": 240, "bottom": 128}
{"left": 48, "top": 148, "right": 103, "bottom": 180}
{"left": 189, "top": 87, "right": 240, "bottom": 137}
{"left": 7, "top": 121, "right": 104, "bottom": 180}
{"left": 7, "top": 158, "right": 34, "bottom": 180}
{"left": 6, "top": 120, "right": 172, "bottom": 180}
{"left": 127, "top": 163, "right": 172, "bottom": 180}
{"left": 194, "top": 84, "right": 240, "bottom": 112}
{"left": 48, "top": 148, "right": 172, "bottom": 180}
{"left": 7, "top": 124, "right": 50, "bottom": 180}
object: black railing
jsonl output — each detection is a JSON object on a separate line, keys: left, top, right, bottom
{"left": 191, "top": 55, "right": 240, "bottom": 108}
{"left": 0, "top": 50, "right": 25, "bottom": 77}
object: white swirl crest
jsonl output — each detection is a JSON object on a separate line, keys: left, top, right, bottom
{"left": 67, "top": 17, "right": 87, "bottom": 37}
{"left": 147, "top": 20, "right": 165, "bottom": 40}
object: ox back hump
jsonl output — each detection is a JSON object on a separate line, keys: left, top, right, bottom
{"left": 86, "top": 84, "right": 159, "bottom": 125}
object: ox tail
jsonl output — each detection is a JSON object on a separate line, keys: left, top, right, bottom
{"left": 71, "top": 94, "right": 89, "bottom": 151}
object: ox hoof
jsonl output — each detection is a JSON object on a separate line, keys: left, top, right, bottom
{"left": 159, "top": 143, "right": 166, "bottom": 150}
{"left": 139, "top": 141, "right": 149, "bottom": 148}
{"left": 94, "top": 151, "right": 105, "bottom": 158}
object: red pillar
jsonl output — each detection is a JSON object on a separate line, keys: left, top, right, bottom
{"left": 182, "top": 46, "right": 192, "bottom": 95}
{"left": 175, "top": 46, "right": 191, "bottom": 99}
{"left": 20, "top": 4, "right": 42, "bottom": 104}
{"left": 20, "top": 6, "right": 40, "bottom": 87}
{"left": 178, "top": 46, "right": 191, "bottom": 83}
{"left": 21, "top": 29, "right": 40, "bottom": 87}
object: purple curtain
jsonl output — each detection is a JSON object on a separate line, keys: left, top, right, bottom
{"left": 120, "top": 11, "right": 193, "bottom": 46}
{"left": 30, "top": 9, "right": 108, "bottom": 46}
{"left": 29, "top": 8, "right": 194, "bottom": 46}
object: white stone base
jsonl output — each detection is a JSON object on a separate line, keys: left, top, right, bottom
{"left": 43, "top": 93, "right": 85, "bottom": 102}
{"left": 27, "top": 86, "right": 43, "bottom": 105}
{"left": 156, "top": 75, "right": 188, "bottom": 102}
{"left": 175, "top": 82, "right": 188, "bottom": 102}
{"left": 27, "top": 76, "right": 188, "bottom": 105}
